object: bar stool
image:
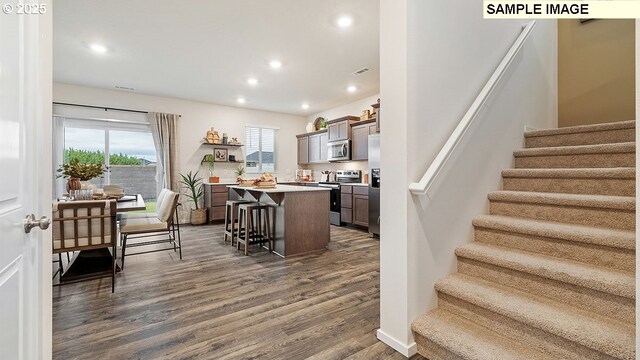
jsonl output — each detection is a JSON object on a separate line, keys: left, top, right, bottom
{"left": 237, "top": 203, "right": 273, "bottom": 255}
{"left": 223, "top": 199, "right": 252, "bottom": 245}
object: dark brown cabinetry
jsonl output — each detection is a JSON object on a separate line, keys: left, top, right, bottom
{"left": 297, "top": 136, "right": 309, "bottom": 164}
{"left": 297, "top": 130, "right": 328, "bottom": 164}
{"left": 352, "top": 186, "right": 369, "bottom": 227}
{"left": 308, "top": 133, "right": 321, "bottom": 163}
{"left": 204, "top": 184, "right": 236, "bottom": 222}
{"left": 327, "top": 116, "right": 359, "bottom": 142}
{"left": 340, "top": 185, "right": 369, "bottom": 227}
{"left": 351, "top": 119, "right": 377, "bottom": 161}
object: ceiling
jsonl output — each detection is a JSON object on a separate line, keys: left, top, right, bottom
{"left": 53, "top": 0, "right": 380, "bottom": 116}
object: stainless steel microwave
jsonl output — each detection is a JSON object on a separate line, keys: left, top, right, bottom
{"left": 327, "top": 140, "right": 351, "bottom": 162}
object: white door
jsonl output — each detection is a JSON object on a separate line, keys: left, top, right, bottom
{"left": 0, "top": 2, "right": 52, "bottom": 360}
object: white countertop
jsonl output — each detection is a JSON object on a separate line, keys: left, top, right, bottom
{"left": 342, "top": 183, "right": 369, "bottom": 187}
{"left": 227, "top": 184, "right": 331, "bottom": 193}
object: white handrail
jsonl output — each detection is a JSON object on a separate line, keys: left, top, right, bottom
{"left": 409, "top": 21, "right": 537, "bottom": 197}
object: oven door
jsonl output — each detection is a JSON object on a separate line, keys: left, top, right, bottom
{"left": 328, "top": 140, "right": 350, "bottom": 162}
{"left": 318, "top": 183, "right": 341, "bottom": 225}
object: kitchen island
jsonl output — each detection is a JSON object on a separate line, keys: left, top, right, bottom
{"left": 227, "top": 185, "right": 330, "bottom": 257}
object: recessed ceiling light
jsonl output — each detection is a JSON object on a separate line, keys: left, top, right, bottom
{"left": 302, "top": 103, "right": 310, "bottom": 110}
{"left": 337, "top": 16, "right": 353, "bottom": 28}
{"left": 269, "top": 60, "right": 282, "bottom": 69}
{"left": 89, "top": 43, "right": 107, "bottom": 53}
{"left": 237, "top": 97, "right": 246, "bottom": 104}
{"left": 347, "top": 85, "right": 357, "bottom": 93}
{"left": 247, "top": 78, "right": 258, "bottom": 85}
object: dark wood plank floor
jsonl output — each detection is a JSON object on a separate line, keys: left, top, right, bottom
{"left": 53, "top": 224, "right": 424, "bottom": 360}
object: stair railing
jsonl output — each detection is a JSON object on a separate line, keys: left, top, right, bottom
{"left": 408, "top": 21, "right": 537, "bottom": 197}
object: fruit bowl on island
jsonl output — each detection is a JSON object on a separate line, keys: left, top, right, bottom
{"left": 253, "top": 173, "right": 277, "bottom": 188}
{"left": 236, "top": 177, "right": 255, "bottom": 187}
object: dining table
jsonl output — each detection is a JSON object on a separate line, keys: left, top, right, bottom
{"left": 115, "top": 194, "right": 146, "bottom": 212}
{"left": 57, "top": 194, "right": 146, "bottom": 284}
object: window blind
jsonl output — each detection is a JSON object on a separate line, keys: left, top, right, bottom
{"left": 245, "top": 126, "right": 276, "bottom": 173}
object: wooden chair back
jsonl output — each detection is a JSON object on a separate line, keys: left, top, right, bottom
{"left": 52, "top": 199, "right": 117, "bottom": 254}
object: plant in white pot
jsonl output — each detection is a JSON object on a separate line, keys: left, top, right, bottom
{"left": 179, "top": 170, "right": 207, "bottom": 225}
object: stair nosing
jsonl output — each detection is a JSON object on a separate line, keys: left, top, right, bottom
{"left": 435, "top": 273, "right": 635, "bottom": 359}
{"left": 488, "top": 190, "right": 635, "bottom": 211}
{"left": 524, "top": 120, "right": 636, "bottom": 138}
{"left": 513, "top": 142, "right": 635, "bottom": 157}
{"left": 473, "top": 215, "right": 636, "bottom": 250}
{"left": 501, "top": 167, "right": 636, "bottom": 179}
{"left": 412, "top": 308, "right": 553, "bottom": 360}
{"left": 455, "top": 242, "right": 635, "bottom": 299}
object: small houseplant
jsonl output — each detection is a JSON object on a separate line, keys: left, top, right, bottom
{"left": 202, "top": 154, "right": 219, "bottom": 183}
{"left": 56, "top": 158, "right": 107, "bottom": 192}
{"left": 180, "top": 170, "right": 207, "bottom": 225}
{"left": 235, "top": 165, "right": 246, "bottom": 177}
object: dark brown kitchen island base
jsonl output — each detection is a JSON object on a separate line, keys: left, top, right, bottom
{"left": 229, "top": 185, "right": 330, "bottom": 257}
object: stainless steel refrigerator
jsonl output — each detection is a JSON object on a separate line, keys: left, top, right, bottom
{"left": 368, "top": 133, "right": 380, "bottom": 236}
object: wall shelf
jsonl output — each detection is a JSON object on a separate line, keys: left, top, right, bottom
{"left": 201, "top": 142, "right": 244, "bottom": 147}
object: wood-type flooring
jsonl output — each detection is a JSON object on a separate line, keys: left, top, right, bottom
{"left": 53, "top": 224, "right": 424, "bottom": 360}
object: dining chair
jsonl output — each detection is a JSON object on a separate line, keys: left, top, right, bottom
{"left": 119, "top": 190, "right": 181, "bottom": 269}
{"left": 52, "top": 199, "right": 118, "bottom": 292}
{"left": 119, "top": 188, "right": 169, "bottom": 221}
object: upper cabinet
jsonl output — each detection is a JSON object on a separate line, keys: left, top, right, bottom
{"left": 351, "top": 119, "right": 377, "bottom": 161}
{"left": 308, "top": 133, "right": 322, "bottom": 163}
{"left": 297, "top": 135, "right": 309, "bottom": 164}
{"left": 297, "top": 109, "right": 380, "bottom": 164}
{"left": 327, "top": 116, "right": 359, "bottom": 142}
{"left": 297, "top": 129, "right": 328, "bottom": 164}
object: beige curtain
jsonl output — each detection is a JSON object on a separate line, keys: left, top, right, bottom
{"left": 148, "top": 112, "right": 179, "bottom": 196}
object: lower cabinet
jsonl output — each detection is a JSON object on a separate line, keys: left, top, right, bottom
{"left": 352, "top": 194, "right": 369, "bottom": 227}
{"left": 340, "top": 185, "right": 369, "bottom": 228}
{"left": 204, "top": 184, "right": 232, "bottom": 221}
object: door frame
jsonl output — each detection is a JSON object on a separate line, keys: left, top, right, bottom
{"left": 25, "top": 5, "right": 53, "bottom": 359}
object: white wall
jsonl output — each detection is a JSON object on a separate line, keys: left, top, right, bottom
{"left": 53, "top": 83, "right": 307, "bottom": 218}
{"left": 379, "top": 0, "right": 557, "bottom": 356}
{"left": 306, "top": 94, "right": 379, "bottom": 123}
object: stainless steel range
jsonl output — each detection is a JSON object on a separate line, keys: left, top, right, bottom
{"left": 318, "top": 170, "right": 361, "bottom": 225}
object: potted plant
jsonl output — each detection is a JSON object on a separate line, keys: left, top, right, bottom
{"left": 56, "top": 159, "right": 107, "bottom": 192}
{"left": 202, "top": 154, "right": 219, "bottom": 183}
{"left": 180, "top": 171, "right": 207, "bottom": 225}
{"left": 235, "top": 165, "right": 246, "bottom": 178}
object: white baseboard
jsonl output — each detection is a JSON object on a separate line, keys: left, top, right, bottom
{"left": 376, "top": 329, "right": 417, "bottom": 358}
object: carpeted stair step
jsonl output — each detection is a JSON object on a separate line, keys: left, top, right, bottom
{"left": 488, "top": 191, "right": 635, "bottom": 230}
{"left": 435, "top": 274, "right": 635, "bottom": 359}
{"left": 513, "top": 142, "right": 635, "bottom": 169}
{"left": 455, "top": 242, "right": 635, "bottom": 324}
{"left": 502, "top": 168, "right": 635, "bottom": 196}
{"left": 524, "top": 120, "right": 635, "bottom": 148}
{"left": 411, "top": 308, "right": 553, "bottom": 360}
{"left": 472, "top": 215, "right": 635, "bottom": 272}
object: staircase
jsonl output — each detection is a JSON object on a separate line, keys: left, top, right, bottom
{"left": 411, "top": 120, "right": 636, "bottom": 360}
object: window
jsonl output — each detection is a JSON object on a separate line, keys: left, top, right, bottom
{"left": 245, "top": 126, "right": 276, "bottom": 173}
{"left": 55, "top": 118, "right": 157, "bottom": 211}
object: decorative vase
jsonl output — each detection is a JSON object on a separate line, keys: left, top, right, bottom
{"left": 190, "top": 208, "right": 208, "bottom": 225}
{"left": 209, "top": 176, "right": 220, "bottom": 183}
{"left": 66, "top": 178, "right": 81, "bottom": 192}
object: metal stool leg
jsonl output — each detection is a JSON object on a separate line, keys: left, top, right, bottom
{"left": 121, "top": 234, "right": 128, "bottom": 270}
